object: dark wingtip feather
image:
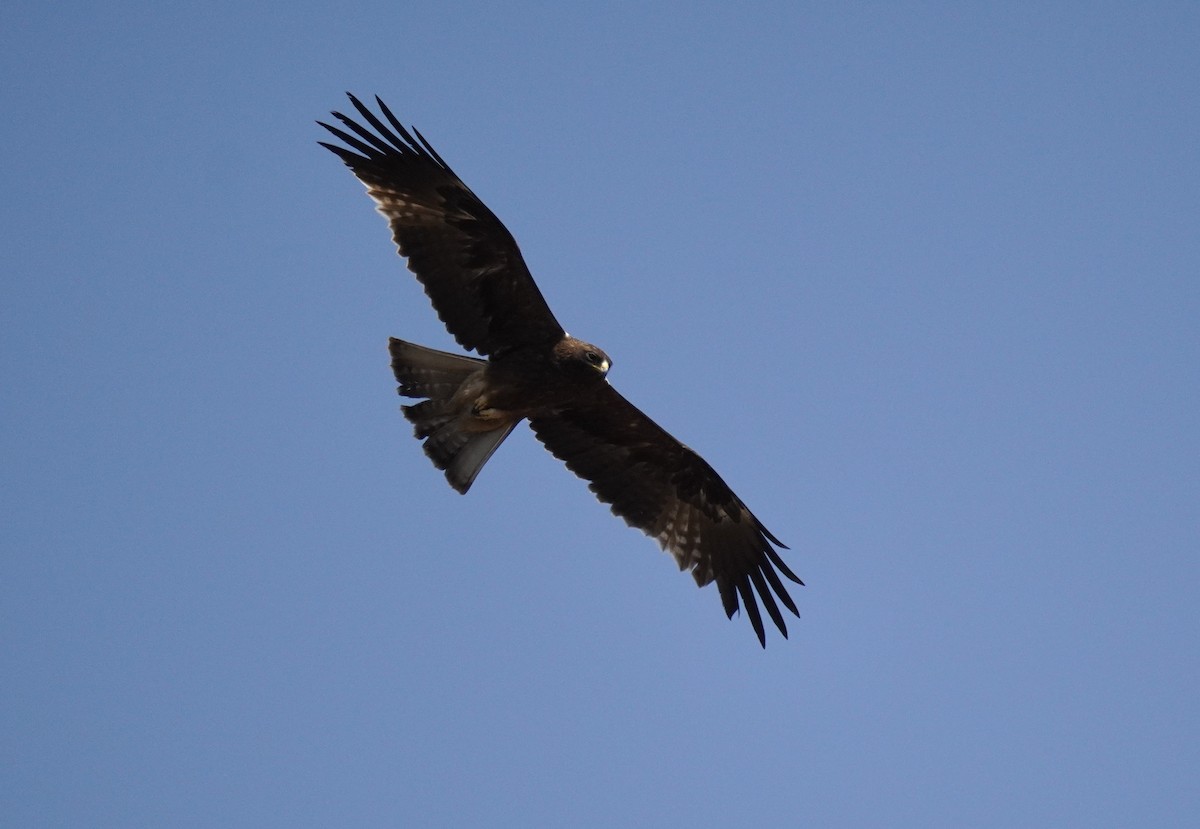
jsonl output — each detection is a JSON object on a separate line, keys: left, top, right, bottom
{"left": 749, "top": 567, "right": 787, "bottom": 638}
{"left": 718, "top": 578, "right": 739, "bottom": 621}
{"left": 760, "top": 563, "right": 800, "bottom": 617}
{"left": 344, "top": 92, "right": 373, "bottom": 123}
{"left": 736, "top": 577, "right": 767, "bottom": 648}
{"left": 765, "top": 545, "right": 804, "bottom": 586}
{"left": 755, "top": 519, "right": 789, "bottom": 551}
{"left": 317, "top": 119, "right": 386, "bottom": 162}
{"left": 321, "top": 93, "right": 453, "bottom": 177}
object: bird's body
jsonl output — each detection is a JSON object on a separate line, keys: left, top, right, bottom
{"left": 320, "top": 94, "right": 802, "bottom": 645}
{"left": 390, "top": 335, "right": 609, "bottom": 491}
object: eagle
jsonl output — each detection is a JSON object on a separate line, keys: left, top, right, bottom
{"left": 319, "top": 94, "right": 802, "bottom": 645}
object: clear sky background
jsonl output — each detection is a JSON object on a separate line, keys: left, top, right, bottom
{"left": 3, "top": 2, "right": 1197, "bottom": 826}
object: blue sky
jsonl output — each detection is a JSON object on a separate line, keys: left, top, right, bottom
{"left": 3, "top": 2, "right": 1197, "bottom": 826}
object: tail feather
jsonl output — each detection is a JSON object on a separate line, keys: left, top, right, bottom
{"left": 390, "top": 338, "right": 486, "bottom": 398}
{"left": 388, "top": 338, "right": 513, "bottom": 493}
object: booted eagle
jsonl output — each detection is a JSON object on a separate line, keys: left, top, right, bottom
{"left": 319, "top": 94, "right": 802, "bottom": 645}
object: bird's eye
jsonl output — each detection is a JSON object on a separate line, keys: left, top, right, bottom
{"left": 585, "top": 351, "right": 601, "bottom": 364}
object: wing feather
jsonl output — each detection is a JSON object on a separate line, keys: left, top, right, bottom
{"left": 319, "top": 94, "right": 564, "bottom": 355}
{"left": 528, "top": 384, "right": 802, "bottom": 646}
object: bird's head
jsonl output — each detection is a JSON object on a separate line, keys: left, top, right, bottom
{"left": 557, "top": 336, "right": 611, "bottom": 379}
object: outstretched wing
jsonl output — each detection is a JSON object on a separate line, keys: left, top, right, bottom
{"left": 528, "top": 384, "right": 802, "bottom": 647}
{"left": 319, "top": 94, "right": 564, "bottom": 355}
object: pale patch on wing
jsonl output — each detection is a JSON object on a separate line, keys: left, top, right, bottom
{"left": 654, "top": 501, "right": 709, "bottom": 584}
{"left": 367, "top": 189, "right": 466, "bottom": 224}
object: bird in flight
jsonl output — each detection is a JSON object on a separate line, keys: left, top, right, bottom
{"left": 318, "top": 94, "right": 802, "bottom": 645}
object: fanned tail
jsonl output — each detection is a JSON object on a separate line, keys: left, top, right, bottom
{"left": 388, "top": 338, "right": 514, "bottom": 493}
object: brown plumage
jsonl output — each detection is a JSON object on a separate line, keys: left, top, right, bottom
{"left": 319, "top": 94, "right": 802, "bottom": 645}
